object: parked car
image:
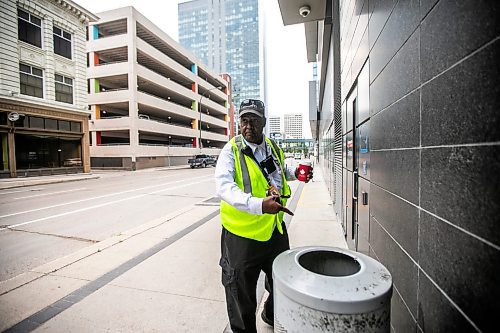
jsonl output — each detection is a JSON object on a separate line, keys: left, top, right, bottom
{"left": 188, "top": 154, "right": 217, "bottom": 168}
{"left": 63, "top": 158, "right": 82, "bottom": 167}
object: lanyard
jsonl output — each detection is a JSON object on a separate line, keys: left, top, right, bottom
{"left": 241, "top": 142, "right": 272, "bottom": 185}
{"left": 240, "top": 140, "right": 291, "bottom": 199}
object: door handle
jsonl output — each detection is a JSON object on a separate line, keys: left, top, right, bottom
{"left": 352, "top": 171, "right": 358, "bottom": 200}
{"left": 362, "top": 191, "right": 368, "bottom": 205}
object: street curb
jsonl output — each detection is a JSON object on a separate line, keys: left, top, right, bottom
{"left": 0, "top": 176, "right": 100, "bottom": 190}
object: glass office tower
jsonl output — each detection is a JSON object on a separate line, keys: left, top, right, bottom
{"left": 178, "top": 0, "right": 265, "bottom": 120}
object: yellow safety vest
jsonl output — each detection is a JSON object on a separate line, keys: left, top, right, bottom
{"left": 220, "top": 135, "right": 291, "bottom": 241}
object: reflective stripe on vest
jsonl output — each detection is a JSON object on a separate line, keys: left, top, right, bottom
{"left": 220, "top": 135, "right": 290, "bottom": 241}
{"left": 234, "top": 135, "right": 252, "bottom": 194}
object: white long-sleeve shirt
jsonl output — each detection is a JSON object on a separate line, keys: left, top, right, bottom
{"left": 215, "top": 136, "right": 296, "bottom": 215}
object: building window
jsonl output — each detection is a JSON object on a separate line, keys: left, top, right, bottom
{"left": 53, "top": 26, "right": 72, "bottom": 59}
{"left": 55, "top": 74, "right": 73, "bottom": 104}
{"left": 18, "top": 9, "right": 42, "bottom": 48}
{"left": 70, "top": 121, "right": 81, "bottom": 133}
{"left": 59, "top": 120, "right": 70, "bottom": 131}
{"left": 29, "top": 116, "right": 44, "bottom": 129}
{"left": 20, "top": 64, "right": 43, "bottom": 98}
{"left": 45, "top": 118, "right": 58, "bottom": 130}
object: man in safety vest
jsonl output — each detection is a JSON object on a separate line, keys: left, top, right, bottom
{"left": 215, "top": 99, "right": 313, "bottom": 332}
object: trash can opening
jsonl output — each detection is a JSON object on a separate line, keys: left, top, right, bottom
{"left": 298, "top": 250, "right": 361, "bottom": 277}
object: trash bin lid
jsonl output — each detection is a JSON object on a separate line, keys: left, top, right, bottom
{"left": 273, "top": 246, "right": 393, "bottom": 314}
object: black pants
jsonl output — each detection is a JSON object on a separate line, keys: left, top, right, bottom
{"left": 219, "top": 225, "right": 290, "bottom": 333}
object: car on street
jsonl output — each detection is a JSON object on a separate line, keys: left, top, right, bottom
{"left": 188, "top": 154, "right": 217, "bottom": 168}
{"left": 63, "top": 158, "right": 82, "bottom": 167}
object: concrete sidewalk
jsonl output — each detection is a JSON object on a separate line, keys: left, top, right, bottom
{"left": 0, "top": 166, "right": 347, "bottom": 332}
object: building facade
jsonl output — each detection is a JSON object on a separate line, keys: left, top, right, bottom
{"left": 268, "top": 115, "right": 281, "bottom": 136}
{"left": 284, "top": 113, "right": 303, "bottom": 139}
{"left": 178, "top": 0, "right": 266, "bottom": 121}
{"left": 221, "top": 73, "right": 235, "bottom": 138}
{"left": 0, "top": 0, "right": 96, "bottom": 177}
{"left": 274, "top": 138, "right": 314, "bottom": 156}
{"left": 278, "top": 0, "right": 499, "bottom": 332}
{"left": 87, "top": 7, "right": 229, "bottom": 169}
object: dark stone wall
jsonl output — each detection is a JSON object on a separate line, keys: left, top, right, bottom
{"left": 322, "top": 0, "right": 500, "bottom": 331}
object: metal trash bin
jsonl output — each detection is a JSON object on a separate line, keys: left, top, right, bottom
{"left": 273, "top": 246, "right": 392, "bottom": 332}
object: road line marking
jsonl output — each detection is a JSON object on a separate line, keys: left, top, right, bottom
{"left": 13, "top": 188, "right": 87, "bottom": 200}
{"left": 5, "top": 178, "right": 214, "bottom": 229}
{"left": 0, "top": 175, "right": 210, "bottom": 220}
{"left": 283, "top": 181, "right": 304, "bottom": 227}
{"left": 0, "top": 188, "right": 44, "bottom": 195}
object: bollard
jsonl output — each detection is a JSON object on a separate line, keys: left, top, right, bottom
{"left": 273, "top": 246, "right": 392, "bottom": 333}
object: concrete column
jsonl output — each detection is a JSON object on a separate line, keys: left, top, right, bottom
{"left": 7, "top": 131, "right": 16, "bottom": 177}
{"left": 43, "top": 16, "right": 56, "bottom": 102}
{"left": 127, "top": 10, "right": 139, "bottom": 169}
{"left": 73, "top": 24, "right": 88, "bottom": 108}
{"left": 81, "top": 117, "right": 90, "bottom": 173}
{"left": 2, "top": 134, "right": 8, "bottom": 171}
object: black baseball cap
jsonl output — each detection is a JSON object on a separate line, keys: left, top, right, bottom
{"left": 239, "top": 99, "right": 265, "bottom": 118}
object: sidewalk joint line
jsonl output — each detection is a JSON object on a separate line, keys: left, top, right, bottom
{"left": 105, "top": 283, "right": 225, "bottom": 303}
{"left": 8, "top": 229, "right": 98, "bottom": 243}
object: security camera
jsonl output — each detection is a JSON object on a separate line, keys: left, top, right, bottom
{"left": 299, "top": 5, "right": 311, "bottom": 18}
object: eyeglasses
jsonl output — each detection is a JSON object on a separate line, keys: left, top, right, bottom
{"left": 240, "top": 117, "right": 263, "bottom": 126}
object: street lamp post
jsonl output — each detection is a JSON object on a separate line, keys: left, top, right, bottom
{"left": 198, "top": 85, "right": 222, "bottom": 150}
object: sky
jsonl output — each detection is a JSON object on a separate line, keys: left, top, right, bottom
{"left": 74, "top": 0, "right": 312, "bottom": 138}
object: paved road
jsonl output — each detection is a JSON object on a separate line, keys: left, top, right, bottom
{"left": 0, "top": 167, "right": 218, "bottom": 282}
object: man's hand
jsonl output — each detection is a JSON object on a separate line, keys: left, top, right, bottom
{"left": 306, "top": 168, "right": 314, "bottom": 182}
{"left": 262, "top": 196, "right": 294, "bottom": 216}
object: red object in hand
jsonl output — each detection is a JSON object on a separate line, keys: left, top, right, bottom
{"left": 297, "top": 160, "right": 312, "bottom": 182}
